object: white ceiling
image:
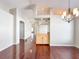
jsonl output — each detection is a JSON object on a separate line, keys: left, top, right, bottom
{"left": 1, "top": 0, "right": 79, "bottom": 23}
{"left": 31, "top": 0, "right": 79, "bottom": 9}
{"left": 0, "top": 0, "right": 79, "bottom": 9}
{"left": 0, "top": 0, "right": 30, "bottom": 8}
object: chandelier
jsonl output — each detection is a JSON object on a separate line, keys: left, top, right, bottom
{"left": 62, "top": 0, "right": 79, "bottom": 23}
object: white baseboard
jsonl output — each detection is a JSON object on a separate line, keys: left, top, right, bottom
{"left": 50, "top": 43, "right": 74, "bottom": 46}
{"left": 75, "top": 45, "right": 79, "bottom": 48}
{"left": 0, "top": 43, "right": 14, "bottom": 52}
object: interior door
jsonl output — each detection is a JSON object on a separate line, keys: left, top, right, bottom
{"left": 19, "top": 21, "right": 25, "bottom": 59}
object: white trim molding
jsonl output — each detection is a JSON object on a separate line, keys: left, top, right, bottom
{"left": 50, "top": 43, "right": 74, "bottom": 46}
{"left": 75, "top": 45, "right": 79, "bottom": 48}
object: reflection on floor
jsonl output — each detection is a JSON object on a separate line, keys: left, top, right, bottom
{"left": 36, "top": 45, "right": 50, "bottom": 59}
{"left": 25, "top": 45, "right": 79, "bottom": 59}
{"left": 23, "top": 44, "right": 79, "bottom": 59}
{"left": 51, "top": 46, "right": 79, "bottom": 59}
{"left": 1, "top": 44, "right": 79, "bottom": 59}
{"left": 35, "top": 45, "right": 79, "bottom": 59}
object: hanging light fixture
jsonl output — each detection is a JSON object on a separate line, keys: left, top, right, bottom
{"left": 62, "top": 0, "right": 79, "bottom": 23}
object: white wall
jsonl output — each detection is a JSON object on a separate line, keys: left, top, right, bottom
{"left": 16, "top": 9, "right": 32, "bottom": 44}
{"left": 50, "top": 15, "right": 74, "bottom": 46}
{"left": 25, "top": 20, "right": 32, "bottom": 38}
{"left": 0, "top": 9, "right": 14, "bottom": 51}
{"left": 0, "top": 2, "right": 11, "bottom": 12}
{"left": 74, "top": 18, "right": 79, "bottom": 48}
{"left": 15, "top": 9, "right": 33, "bottom": 59}
{"left": 38, "top": 25, "right": 48, "bottom": 34}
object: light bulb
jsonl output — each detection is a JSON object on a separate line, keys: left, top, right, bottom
{"left": 73, "top": 8, "right": 79, "bottom": 17}
{"left": 63, "top": 11, "right": 67, "bottom": 16}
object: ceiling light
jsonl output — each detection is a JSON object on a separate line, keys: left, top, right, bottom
{"left": 62, "top": 0, "right": 79, "bottom": 23}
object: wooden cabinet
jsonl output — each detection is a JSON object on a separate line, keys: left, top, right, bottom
{"left": 36, "top": 33, "right": 49, "bottom": 44}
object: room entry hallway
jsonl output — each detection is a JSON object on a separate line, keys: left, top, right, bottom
{"left": 0, "top": 0, "right": 79, "bottom": 59}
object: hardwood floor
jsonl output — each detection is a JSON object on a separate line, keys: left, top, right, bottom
{"left": 20, "top": 39, "right": 25, "bottom": 59}
{"left": 0, "top": 45, "right": 16, "bottom": 59}
{"left": 0, "top": 44, "right": 79, "bottom": 59}
{"left": 36, "top": 44, "right": 50, "bottom": 59}
{"left": 35, "top": 45, "right": 79, "bottom": 59}
{"left": 51, "top": 46, "right": 74, "bottom": 59}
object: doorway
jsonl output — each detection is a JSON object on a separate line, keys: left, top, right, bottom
{"left": 35, "top": 18, "right": 50, "bottom": 59}
{"left": 35, "top": 18, "right": 50, "bottom": 45}
{"left": 19, "top": 21, "right": 25, "bottom": 59}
